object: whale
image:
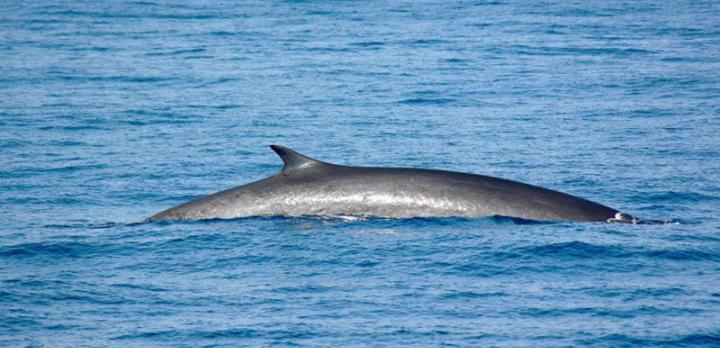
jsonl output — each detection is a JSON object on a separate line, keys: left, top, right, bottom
{"left": 149, "top": 145, "right": 638, "bottom": 223}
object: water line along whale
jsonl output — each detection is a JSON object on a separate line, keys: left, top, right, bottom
{"left": 149, "top": 145, "right": 638, "bottom": 223}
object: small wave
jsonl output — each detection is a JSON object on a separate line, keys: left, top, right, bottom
{"left": 665, "top": 234, "right": 720, "bottom": 242}
{"left": 209, "top": 30, "right": 235, "bottom": 36}
{"left": 0, "top": 316, "right": 41, "bottom": 328}
{"left": 519, "top": 305, "right": 702, "bottom": 320}
{"left": 306, "top": 10, "right": 334, "bottom": 16}
{"left": 511, "top": 44, "right": 655, "bottom": 57}
{"left": 519, "top": 241, "right": 622, "bottom": 259}
{"left": 39, "top": 10, "right": 234, "bottom": 20}
{"left": 580, "top": 286, "right": 690, "bottom": 299}
{"left": 43, "top": 163, "right": 108, "bottom": 173}
{"left": 625, "top": 287, "right": 691, "bottom": 300}
{"left": 403, "top": 39, "right": 450, "bottom": 45}
{"left": 127, "top": 1, "right": 157, "bottom": 5}
{"left": 641, "top": 191, "right": 719, "bottom": 203}
{"left": 398, "top": 98, "right": 457, "bottom": 105}
{"left": 48, "top": 75, "right": 177, "bottom": 84}
{"left": 641, "top": 248, "right": 720, "bottom": 262}
{"left": 516, "top": 241, "right": 720, "bottom": 262}
{"left": 443, "top": 58, "right": 469, "bottom": 63}
{"left": 271, "top": 285, "right": 334, "bottom": 294}
{"left": 439, "top": 291, "right": 506, "bottom": 300}
{"left": 42, "top": 221, "right": 137, "bottom": 229}
{"left": 111, "top": 283, "right": 170, "bottom": 292}
{"left": 349, "top": 41, "right": 385, "bottom": 47}
{"left": 0, "top": 241, "right": 94, "bottom": 258}
{"left": 576, "top": 332, "right": 720, "bottom": 346}
{"left": 146, "top": 48, "right": 206, "bottom": 56}
{"left": 113, "top": 327, "right": 315, "bottom": 340}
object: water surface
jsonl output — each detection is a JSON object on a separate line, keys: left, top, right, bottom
{"left": 2, "top": 1, "right": 720, "bottom": 346}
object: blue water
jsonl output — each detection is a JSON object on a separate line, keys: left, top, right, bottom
{"left": 2, "top": 0, "right": 720, "bottom": 346}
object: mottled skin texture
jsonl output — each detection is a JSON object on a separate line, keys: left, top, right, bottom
{"left": 150, "top": 145, "right": 626, "bottom": 222}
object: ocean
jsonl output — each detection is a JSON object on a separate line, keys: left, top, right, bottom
{"left": 2, "top": 0, "right": 719, "bottom": 346}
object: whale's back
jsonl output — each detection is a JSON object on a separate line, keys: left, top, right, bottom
{"left": 150, "top": 159, "right": 619, "bottom": 222}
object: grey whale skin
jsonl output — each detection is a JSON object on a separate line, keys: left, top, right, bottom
{"left": 150, "top": 145, "right": 636, "bottom": 223}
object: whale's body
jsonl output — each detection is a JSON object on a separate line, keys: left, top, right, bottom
{"left": 150, "top": 145, "right": 635, "bottom": 223}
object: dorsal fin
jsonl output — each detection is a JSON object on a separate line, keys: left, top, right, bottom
{"left": 270, "top": 145, "right": 328, "bottom": 173}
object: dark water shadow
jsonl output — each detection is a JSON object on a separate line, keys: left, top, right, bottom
{"left": 44, "top": 214, "right": 680, "bottom": 231}
{"left": 141, "top": 215, "right": 556, "bottom": 227}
